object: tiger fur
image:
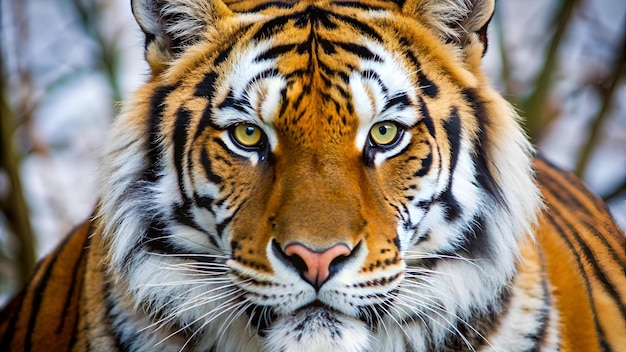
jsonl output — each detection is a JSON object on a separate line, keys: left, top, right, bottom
{"left": 1, "top": 0, "right": 625, "bottom": 351}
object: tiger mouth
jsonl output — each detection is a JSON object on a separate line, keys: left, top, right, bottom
{"left": 298, "top": 299, "right": 331, "bottom": 312}
{"left": 246, "top": 299, "right": 354, "bottom": 335}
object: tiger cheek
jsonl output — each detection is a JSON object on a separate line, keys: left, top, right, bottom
{"left": 228, "top": 168, "right": 276, "bottom": 273}
{"left": 360, "top": 199, "right": 403, "bottom": 274}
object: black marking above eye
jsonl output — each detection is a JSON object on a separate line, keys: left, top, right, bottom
{"left": 418, "top": 72, "right": 439, "bottom": 99}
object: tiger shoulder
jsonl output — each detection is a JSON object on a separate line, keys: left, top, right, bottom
{"left": 1, "top": 0, "right": 624, "bottom": 351}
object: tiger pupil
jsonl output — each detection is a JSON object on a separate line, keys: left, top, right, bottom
{"left": 245, "top": 127, "right": 255, "bottom": 136}
{"left": 379, "top": 126, "right": 389, "bottom": 135}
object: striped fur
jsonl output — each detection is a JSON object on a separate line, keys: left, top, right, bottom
{"left": 1, "top": 0, "right": 625, "bottom": 351}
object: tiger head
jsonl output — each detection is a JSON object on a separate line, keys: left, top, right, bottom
{"left": 97, "top": 0, "right": 541, "bottom": 351}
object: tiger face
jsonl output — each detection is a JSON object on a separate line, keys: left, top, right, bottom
{"left": 98, "top": 0, "right": 541, "bottom": 350}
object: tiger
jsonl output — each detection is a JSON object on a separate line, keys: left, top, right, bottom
{"left": 1, "top": 0, "right": 625, "bottom": 351}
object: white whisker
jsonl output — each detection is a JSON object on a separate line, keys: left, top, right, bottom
{"left": 155, "top": 290, "right": 247, "bottom": 349}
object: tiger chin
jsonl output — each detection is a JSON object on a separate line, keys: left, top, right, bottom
{"left": 1, "top": 0, "right": 625, "bottom": 351}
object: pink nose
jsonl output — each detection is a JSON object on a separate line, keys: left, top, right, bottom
{"left": 284, "top": 243, "right": 352, "bottom": 287}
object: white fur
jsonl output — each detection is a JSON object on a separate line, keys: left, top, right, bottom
{"left": 264, "top": 309, "right": 372, "bottom": 352}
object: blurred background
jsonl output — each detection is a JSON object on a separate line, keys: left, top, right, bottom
{"left": 0, "top": 0, "right": 625, "bottom": 304}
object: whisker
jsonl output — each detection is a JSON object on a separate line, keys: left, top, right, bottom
{"left": 142, "top": 280, "right": 253, "bottom": 335}
{"left": 177, "top": 294, "right": 248, "bottom": 352}
{"left": 143, "top": 233, "right": 226, "bottom": 256}
{"left": 216, "top": 299, "right": 254, "bottom": 347}
{"left": 394, "top": 290, "right": 485, "bottom": 352}
{"left": 402, "top": 251, "right": 484, "bottom": 270}
{"left": 142, "top": 286, "right": 241, "bottom": 334}
{"left": 148, "top": 252, "right": 229, "bottom": 260}
{"left": 156, "top": 291, "right": 247, "bottom": 349}
{"left": 376, "top": 298, "right": 411, "bottom": 340}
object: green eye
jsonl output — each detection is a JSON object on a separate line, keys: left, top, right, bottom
{"left": 369, "top": 121, "right": 400, "bottom": 147}
{"left": 232, "top": 123, "right": 264, "bottom": 148}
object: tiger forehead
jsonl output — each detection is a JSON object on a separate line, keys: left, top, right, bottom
{"left": 218, "top": 4, "right": 402, "bottom": 144}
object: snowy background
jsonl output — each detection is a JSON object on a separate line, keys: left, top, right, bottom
{"left": 1, "top": 0, "right": 625, "bottom": 302}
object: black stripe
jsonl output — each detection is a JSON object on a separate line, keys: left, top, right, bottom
{"left": 142, "top": 219, "right": 172, "bottom": 254}
{"left": 194, "top": 193, "right": 216, "bottom": 212}
{"left": 414, "top": 200, "right": 432, "bottom": 210}
{"left": 255, "top": 44, "right": 298, "bottom": 61}
{"left": 417, "top": 95, "right": 443, "bottom": 187}
{"left": 332, "top": 1, "right": 390, "bottom": 11}
{"left": 253, "top": 14, "right": 292, "bottom": 41}
{"left": 319, "top": 37, "right": 337, "bottom": 55}
{"left": 360, "top": 70, "right": 387, "bottom": 95}
{"left": 455, "top": 214, "right": 491, "bottom": 259}
{"left": 538, "top": 159, "right": 609, "bottom": 216}
{"left": 279, "top": 86, "right": 289, "bottom": 116}
{"left": 538, "top": 168, "right": 590, "bottom": 211}
{"left": 544, "top": 212, "right": 610, "bottom": 350}
{"left": 143, "top": 83, "right": 181, "bottom": 183}
{"left": 300, "top": 6, "right": 338, "bottom": 30}
{"left": 443, "top": 107, "right": 461, "bottom": 182}
{"left": 416, "top": 216, "right": 491, "bottom": 268}
{"left": 173, "top": 107, "right": 192, "bottom": 199}
{"left": 580, "top": 219, "right": 626, "bottom": 271}
{"left": 0, "top": 240, "right": 58, "bottom": 347}
{"left": 247, "top": 68, "right": 281, "bottom": 90}
{"left": 0, "top": 290, "right": 25, "bottom": 349}
{"left": 195, "top": 71, "right": 220, "bottom": 139}
{"left": 418, "top": 72, "right": 438, "bottom": 98}
{"left": 403, "top": 48, "right": 420, "bottom": 71}
{"left": 318, "top": 58, "right": 342, "bottom": 79}
{"left": 549, "top": 205, "right": 626, "bottom": 321}
{"left": 416, "top": 96, "right": 435, "bottom": 137}
{"left": 56, "top": 223, "right": 93, "bottom": 335}
{"left": 328, "top": 12, "right": 383, "bottom": 42}
{"left": 195, "top": 71, "right": 219, "bottom": 99}
{"left": 383, "top": 93, "right": 410, "bottom": 111}
{"left": 141, "top": 217, "right": 215, "bottom": 256}
{"left": 390, "top": 0, "right": 407, "bottom": 8}
{"left": 219, "top": 202, "right": 245, "bottom": 243}
{"left": 413, "top": 151, "right": 432, "bottom": 177}
{"left": 462, "top": 88, "right": 506, "bottom": 206}
{"left": 439, "top": 107, "right": 462, "bottom": 221}
{"left": 558, "top": 166, "right": 607, "bottom": 210}
{"left": 172, "top": 203, "right": 221, "bottom": 250}
{"left": 335, "top": 42, "right": 380, "bottom": 61}
{"left": 23, "top": 228, "right": 88, "bottom": 351}
{"left": 291, "top": 91, "right": 305, "bottom": 112}
{"left": 437, "top": 187, "right": 461, "bottom": 221}
{"left": 200, "top": 147, "right": 223, "bottom": 185}
{"left": 214, "top": 45, "right": 234, "bottom": 66}
{"left": 217, "top": 69, "right": 280, "bottom": 112}
{"left": 216, "top": 214, "right": 235, "bottom": 238}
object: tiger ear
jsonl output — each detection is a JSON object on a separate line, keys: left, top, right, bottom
{"left": 131, "top": 0, "right": 231, "bottom": 73}
{"left": 402, "top": 0, "right": 495, "bottom": 55}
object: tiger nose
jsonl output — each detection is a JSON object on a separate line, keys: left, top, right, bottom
{"left": 284, "top": 243, "right": 352, "bottom": 288}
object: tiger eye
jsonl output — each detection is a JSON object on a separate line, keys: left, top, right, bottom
{"left": 233, "top": 124, "right": 263, "bottom": 147}
{"left": 369, "top": 122, "right": 399, "bottom": 147}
